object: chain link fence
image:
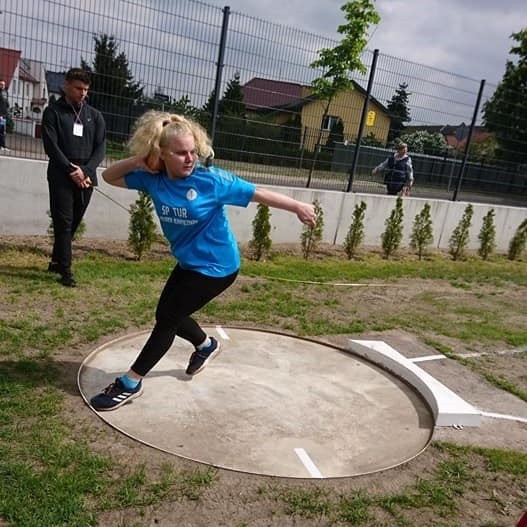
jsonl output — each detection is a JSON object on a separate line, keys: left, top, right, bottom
{"left": 1, "top": 0, "right": 525, "bottom": 206}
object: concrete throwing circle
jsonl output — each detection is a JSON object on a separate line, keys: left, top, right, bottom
{"left": 78, "top": 327, "right": 434, "bottom": 478}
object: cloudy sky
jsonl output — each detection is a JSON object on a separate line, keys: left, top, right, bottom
{"left": 204, "top": 0, "right": 527, "bottom": 86}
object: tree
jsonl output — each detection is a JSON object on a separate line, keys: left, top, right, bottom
{"left": 507, "top": 218, "right": 527, "bottom": 260}
{"left": 170, "top": 95, "right": 200, "bottom": 120}
{"left": 81, "top": 34, "right": 143, "bottom": 141}
{"left": 248, "top": 204, "right": 272, "bottom": 261}
{"left": 386, "top": 82, "right": 411, "bottom": 143}
{"left": 478, "top": 209, "right": 496, "bottom": 260}
{"left": 482, "top": 28, "right": 527, "bottom": 164}
{"left": 201, "top": 72, "right": 245, "bottom": 127}
{"left": 448, "top": 204, "right": 473, "bottom": 261}
{"left": 344, "top": 200, "right": 367, "bottom": 258}
{"left": 219, "top": 72, "right": 245, "bottom": 116}
{"left": 128, "top": 192, "right": 157, "bottom": 260}
{"left": 82, "top": 34, "right": 143, "bottom": 102}
{"left": 410, "top": 203, "right": 434, "bottom": 260}
{"left": 381, "top": 196, "right": 404, "bottom": 258}
{"left": 301, "top": 200, "right": 324, "bottom": 259}
{"left": 307, "top": 0, "right": 380, "bottom": 184}
{"left": 360, "top": 132, "right": 384, "bottom": 147}
{"left": 399, "top": 130, "right": 448, "bottom": 156}
{"left": 325, "top": 117, "right": 344, "bottom": 150}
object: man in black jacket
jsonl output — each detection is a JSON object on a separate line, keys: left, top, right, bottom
{"left": 42, "top": 68, "right": 106, "bottom": 286}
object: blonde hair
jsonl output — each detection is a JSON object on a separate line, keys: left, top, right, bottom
{"left": 127, "top": 110, "right": 214, "bottom": 162}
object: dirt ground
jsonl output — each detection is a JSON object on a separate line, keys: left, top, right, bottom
{"left": 2, "top": 235, "right": 527, "bottom": 526}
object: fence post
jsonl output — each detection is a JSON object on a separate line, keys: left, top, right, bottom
{"left": 209, "top": 6, "right": 231, "bottom": 147}
{"left": 347, "top": 48, "right": 379, "bottom": 192}
{"left": 452, "top": 78, "right": 485, "bottom": 201}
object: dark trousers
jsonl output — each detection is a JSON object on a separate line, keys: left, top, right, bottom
{"left": 386, "top": 183, "right": 404, "bottom": 195}
{"left": 0, "top": 131, "right": 5, "bottom": 148}
{"left": 48, "top": 179, "right": 93, "bottom": 273}
{"left": 131, "top": 265, "right": 238, "bottom": 376}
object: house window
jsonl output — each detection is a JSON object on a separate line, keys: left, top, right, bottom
{"left": 322, "top": 115, "right": 340, "bottom": 131}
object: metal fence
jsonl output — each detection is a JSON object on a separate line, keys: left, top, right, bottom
{"left": 1, "top": 0, "right": 526, "bottom": 207}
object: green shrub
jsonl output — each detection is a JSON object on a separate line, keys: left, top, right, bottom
{"left": 344, "top": 201, "right": 367, "bottom": 259}
{"left": 301, "top": 199, "right": 324, "bottom": 260}
{"left": 478, "top": 208, "right": 496, "bottom": 260}
{"left": 381, "top": 196, "right": 404, "bottom": 258}
{"left": 508, "top": 218, "right": 527, "bottom": 260}
{"left": 449, "top": 204, "right": 473, "bottom": 261}
{"left": 248, "top": 203, "right": 272, "bottom": 261}
{"left": 410, "top": 202, "right": 434, "bottom": 260}
{"left": 128, "top": 191, "right": 157, "bottom": 260}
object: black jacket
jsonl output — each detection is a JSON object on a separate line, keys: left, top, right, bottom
{"left": 42, "top": 97, "right": 106, "bottom": 185}
{"left": 0, "top": 88, "right": 8, "bottom": 117}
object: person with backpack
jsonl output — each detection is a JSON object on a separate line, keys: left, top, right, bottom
{"left": 372, "top": 142, "right": 414, "bottom": 196}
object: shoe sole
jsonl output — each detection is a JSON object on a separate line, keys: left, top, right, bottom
{"left": 93, "top": 386, "right": 144, "bottom": 411}
{"left": 187, "top": 342, "right": 222, "bottom": 376}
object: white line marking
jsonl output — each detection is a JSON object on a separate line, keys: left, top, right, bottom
{"left": 411, "top": 346, "right": 527, "bottom": 363}
{"left": 215, "top": 326, "right": 230, "bottom": 340}
{"left": 294, "top": 448, "right": 323, "bottom": 478}
{"left": 411, "top": 355, "right": 446, "bottom": 363}
{"left": 481, "top": 411, "right": 527, "bottom": 424}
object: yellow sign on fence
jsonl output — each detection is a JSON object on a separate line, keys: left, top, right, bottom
{"left": 366, "top": 110, "right": 376, "bottom": 126}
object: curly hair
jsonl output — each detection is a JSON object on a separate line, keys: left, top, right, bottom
{"left": 127, "top": 110, "right": 214, "bottom": 163}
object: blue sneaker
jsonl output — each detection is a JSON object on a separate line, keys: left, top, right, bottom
{"left": 186, "top": 337, "right": 221, "bottom": 376}
{"left": 90, "top": 377, "right": 143, "bottom": 411}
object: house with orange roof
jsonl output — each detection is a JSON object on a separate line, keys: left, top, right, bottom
{"left": 241, "top": 77, "right": 391, "bottom": 150}
{"left": 0, "top": 47, "right": 49, "bottom": 135}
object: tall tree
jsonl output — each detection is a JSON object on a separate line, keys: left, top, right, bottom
{"left": 81, "top": 33, "right": 143, "bottom": 104}
{"left": 220, "top": 72, "right": 245, "bottom": 116}
{"left": 307, "top": 0, "right": 380, "bottom": 185}
{"left": 386, "top": 82, "right": 411, "bottom": 143}
{"left": 201, "top": 72, "right": 246, "bottom": 129}
{"left": 201, "top": 72, "right": 246, "bottom": 152}
{"left": 482, "top": 27, "right": 527, "bottom": 164}
{"left": 171, "top": 95, "right": 200, "bottom": 120}
{"left": 81, "top": 34, "right": 143, "bottom": 140}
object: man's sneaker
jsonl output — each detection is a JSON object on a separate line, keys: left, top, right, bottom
{"left": 90, "top": 377, "right": 143, "bottom": 411}
{"left": 186, "top": 337, "right": 221, "bottom": 376}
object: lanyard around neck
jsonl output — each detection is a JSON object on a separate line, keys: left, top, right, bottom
{"left": 70, "top": 103, "right": 84, "bottom": 124}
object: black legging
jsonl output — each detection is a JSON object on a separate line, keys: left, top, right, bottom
{"left": 131, "top": 265, "right": 238, "bottom": 376}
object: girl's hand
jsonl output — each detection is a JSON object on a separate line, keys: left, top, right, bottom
{"left": 296, "top": 202, "right": 316, "bottom": 226}
{"left": 145, "top": 152, "right": 165, "bottom": 173}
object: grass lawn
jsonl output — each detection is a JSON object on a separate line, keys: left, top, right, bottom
{"left": 0, "top": 236, "right": 526, "bottom": 526}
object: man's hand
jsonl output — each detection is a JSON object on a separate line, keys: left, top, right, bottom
{"left": 80, "top": 176, "right": 92, "bottom": 189}
{"left": 69, "top": 163, "right": 90, "bottom": 188}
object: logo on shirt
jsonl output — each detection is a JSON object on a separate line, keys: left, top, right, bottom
{"left": 187, "top": 188, "right": 198, "bottom": 201}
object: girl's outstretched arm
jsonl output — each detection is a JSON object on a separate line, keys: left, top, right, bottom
{"left": 252, "top": 187, "right": 316, "bottom": 226}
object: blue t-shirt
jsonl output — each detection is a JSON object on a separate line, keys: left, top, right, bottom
{"left": 125, "top": 165, "right": 255, "bottom": 277}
